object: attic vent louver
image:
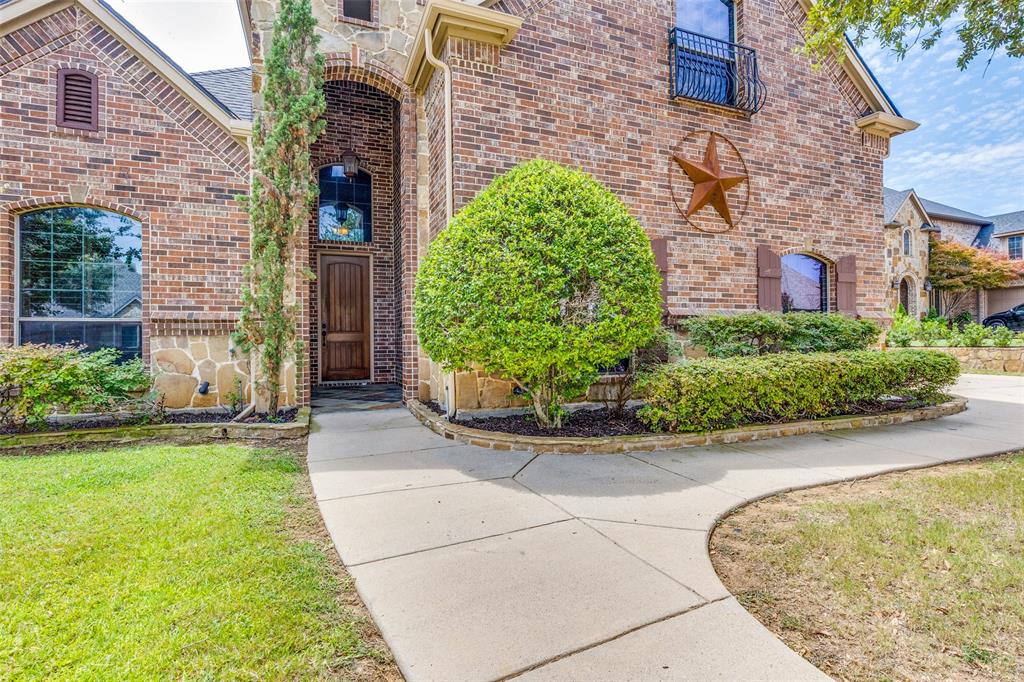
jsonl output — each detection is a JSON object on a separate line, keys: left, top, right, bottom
{"left": 57, "top": 69, "right": 98, "bottom": 131}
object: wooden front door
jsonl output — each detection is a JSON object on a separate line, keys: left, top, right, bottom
{"left": 320, "top": 255, "right": 371, "bottom": 381}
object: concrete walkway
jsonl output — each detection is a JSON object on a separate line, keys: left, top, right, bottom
{"left": 309, "top": 375, "right": 1024, "bottom": 681}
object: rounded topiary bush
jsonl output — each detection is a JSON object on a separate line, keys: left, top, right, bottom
{"left": 415, "top": 159, "right": 662, "bottom": 428}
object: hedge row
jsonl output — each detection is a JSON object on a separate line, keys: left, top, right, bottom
{"left": 683, "top": 312, "right": 881, "bottom": 357}
{"left": 638, "top": 350, "right": 960, "bottom": 433}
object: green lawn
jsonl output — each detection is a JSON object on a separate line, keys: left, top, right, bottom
{"left": 713, "top": 452, "right": 1024, "bottom": 681}
{"left": 0, "top": 444, "right": 391, "bottom": 680}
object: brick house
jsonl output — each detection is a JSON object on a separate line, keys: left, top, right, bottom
{"left": 2, "top": 0, "right": 921, "bottom": 410}
{"left": 884, "top": 188, "right": 1024, "bottom": 321}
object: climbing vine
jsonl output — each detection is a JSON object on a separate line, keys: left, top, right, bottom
{"left": 234, "top": 0, "right": 325, "bottom": 415}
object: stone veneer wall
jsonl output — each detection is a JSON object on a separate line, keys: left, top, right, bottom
{"left": 151, "top": 334, "right": 251, "bottom": 410}
{"left": 923, "top": 346, "right": 1024, "bottom": 373}
{"left": 884, "top": 198, "right": 930, "bottom": 317}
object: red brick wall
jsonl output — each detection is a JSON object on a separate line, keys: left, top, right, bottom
{"left": 437, "top": 0, "right": 890, "bottom": 318}
{"left": 308, "top": 80, "right": 400, "bottom": 384}
{"left": 0, "top": 6, "right": 249, "bottom": 355}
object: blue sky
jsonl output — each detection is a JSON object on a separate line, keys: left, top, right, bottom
{"left": 858, "top": 22, "right": 1024, "bottom": 216}
{"left": 116, "top": 2, "right": 1022, "bottom": 215}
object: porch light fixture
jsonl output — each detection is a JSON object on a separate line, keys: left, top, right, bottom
{"left": 341, "top": 148, "right": 361, "bottom": 179}
{"left": 924, "top": 280, "right": 933, "bottom": 292}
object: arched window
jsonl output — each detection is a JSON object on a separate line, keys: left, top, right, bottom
{"left": 902, "top": 229, "right": 912, "bottom": 256}
{"left": 318, "top": 166, "right": 372, "bottom": 243}
{"left": 781, "top": 253, "right": 827, "bottom": 312}
{"left": 18, "top": 207, "right": 142, "bottom": 357}
{"left": 899, "top": 277, "right": 912, "bottom": 314}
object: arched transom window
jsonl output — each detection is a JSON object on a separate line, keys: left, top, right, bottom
{"left": 318, "top": 166, "right": 372, "bottom": 243}
{"left": 781, "top": 253, "right": 828, "bottom": 312}
{"left": 18, "top": 207, "right": 142, "bottom": 357}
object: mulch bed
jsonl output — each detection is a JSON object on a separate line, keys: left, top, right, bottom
{"left": 1, "top": 408, "right": 299, "bottom": 436}
{"left": 428, "top": 398, "right": 930, "bottom": 438}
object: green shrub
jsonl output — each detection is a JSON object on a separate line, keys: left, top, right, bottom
{"left": 638, "top": 350, "right": 959, "bottom": 433}
{"left": 955, "top": 322, "right": 990, "bottom": 347}
{"left": 0, "top": 345, "right": 151, "bottom": 430}
{"left": 682, "top": 312, "right": 880, "bottom": 357}
{"left": 992, "top": 325, "right": 1014, "bottom": 347}
{"left": 414, "top": 159, "right": 662, "bottom": 428}
{"left": 918, "top": 317, "right": 950, "bottom": 344}
{"left": 886, "top": 310, "right": 917, "bottom": 347}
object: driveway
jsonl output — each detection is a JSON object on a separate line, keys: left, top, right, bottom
{"left": 308, "top": 374, "right": 1024, "bottom": 681}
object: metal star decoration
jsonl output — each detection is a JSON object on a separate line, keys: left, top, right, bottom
{"left": 672, "top": 132, "right": 748, "bottom": 226}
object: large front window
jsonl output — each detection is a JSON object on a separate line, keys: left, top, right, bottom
{"left": 781, "top": 254, "right": 828, "bottom": 312}
{"left": 18, "top": 207, "right": 142, "bottom": 358}
{"left": 318, "top": 166, "right": 372, "bottom": 243}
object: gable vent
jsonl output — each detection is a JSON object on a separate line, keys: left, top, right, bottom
{"left": 57, "top": 69, "right": 98, "bottom": 131}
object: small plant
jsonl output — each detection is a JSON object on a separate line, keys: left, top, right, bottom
{"left": 958, "top": 322, "right": 990, "bottom": 347}
{"left": 603, "top": 325, "right": 681, "bottom": 415}
{"left": 992, "top": 325, "right": 1014, "bottom": 347}
{"left": 415, "top": 159, "right": 663, "bottom": 429}
{"left": 886, "top": 308, "right": 916, "bottom": 347}
{"left": 224, "top": 377, "right": 246, "bottom": 414}
{"left": 0, "top": 345, "right": 151, "bottom": 431}
{"left": 918, "top": 317, "right": 950, "bottom": 345}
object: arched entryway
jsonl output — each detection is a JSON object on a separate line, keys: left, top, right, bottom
{"left": 898, "top": 275, "right": 916, "bottom": 316}
{"left": 301, "top": 68, "right": 419, "bottom": 407}
{"left": 781, "top": 253, "right": 828, "bottom": 312}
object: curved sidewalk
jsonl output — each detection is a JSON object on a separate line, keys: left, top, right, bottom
{"left": 308, "top": 375, "right": 1023, "bottom": 681}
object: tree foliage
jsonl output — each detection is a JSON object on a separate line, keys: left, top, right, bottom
{"left": 928, "top": 236, "right": 1022, "bottom": 315}
{"left": 800, "top": 0, "right": 1024, "bottom": 70}
{"left": 414, "top": 160, "right": 663, "bottom": 428}
{"left": 234, "top": 0, "right": 325, "bottom": 416}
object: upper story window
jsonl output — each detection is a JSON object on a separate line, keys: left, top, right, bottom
{"left": 1009, "top": 235, "right": 1022, "bottom": 260}
{"left": 57, "top": 68, "right": 98, "bottom": 131}
{"left": 670, "top": 1, "right": 766, "bottom": 114}
{"left": 339, "top": 0, "right": 374, "bottom": 24}
{"left": 903, "top": 229, "right": 913, "bottom": 255}
{"left": 18, "top": 207, "right": 142, "bottom": 358}
{"left": 319, "top": 166, "right": 372, "bottom": 243}
{"left": 677, "top": 0, "right": 734, "bottom": 41}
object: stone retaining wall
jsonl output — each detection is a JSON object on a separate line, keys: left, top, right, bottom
{"left": 0, "top": 408, "right": 310, "bottom": 450}
{"left": 919, "top": 346, "right": 1024, "bottom": 373}
{"left": 407, "top": 397, "right": 968, "bottom": 455}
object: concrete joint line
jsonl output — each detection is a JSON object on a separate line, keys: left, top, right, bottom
{"left": 343, "top": 518, "right": 575, "bottom": 568}
{"left": 307, "top": 441, "right": 460, "bottom": 465}
{"left": 315, "top": 475, "right": 515, "bottom": 503}
{"left": 498, "top": 596, "right": 733, "bottom": 681}
{"left": 625, "top": 451, "right": 749, "bottom": 500}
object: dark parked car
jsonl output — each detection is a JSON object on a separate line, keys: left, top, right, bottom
{"left": 983, "top": 303, "right": 1024, "bottom": 331}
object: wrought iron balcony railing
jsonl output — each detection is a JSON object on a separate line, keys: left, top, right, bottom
{"left": 669, "top": 27, "right": 767, "bottom": 115}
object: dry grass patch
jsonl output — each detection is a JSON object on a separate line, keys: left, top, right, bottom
{"left": 712, "top": 452, "right": 1024, "bottom": 681}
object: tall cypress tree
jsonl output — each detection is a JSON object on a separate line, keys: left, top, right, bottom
{"left": 235, "top": 0, "right": 325, "bottom": 415}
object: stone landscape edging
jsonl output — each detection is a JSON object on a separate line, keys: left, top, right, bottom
{"left": 406, "top": 397, "right": 967, "bottom": 454}
{"left": 0, "top": 407, "right": 310, "bottom": 451}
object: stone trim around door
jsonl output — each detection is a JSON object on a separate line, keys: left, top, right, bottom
{"left": 406, "top": 397, "right": 968, "bottom": 455}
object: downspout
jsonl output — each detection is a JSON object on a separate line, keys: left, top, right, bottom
{"left": 423, "top": 26, "right": 459, "bottom": 419}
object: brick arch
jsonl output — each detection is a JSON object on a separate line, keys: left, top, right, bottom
{"left": 322, "top": 55, "right": 407, "bottom": 101}
{"left": 778, "top": 246, "right": 835, "bottom": 265}
{"left": 4, "top": 196, "right": 147, "bottom": 223}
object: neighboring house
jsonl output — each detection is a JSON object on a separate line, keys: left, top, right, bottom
{"left": 2, "top": 0, "right": 920, "bottom": 410}
{"left": 883, "top": 187, "right": 1024, "bottom": 321}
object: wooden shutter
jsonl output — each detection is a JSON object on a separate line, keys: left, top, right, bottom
{"left": 836, "top": 254, "right": 858, "bottom": 315}
{"left": 57, "top": 69, "right": 98, "bottom": 131}
{"left": 650, "top": 237, "right": 669, "bottom": 312}
{"left": 756, "top": 244, "right": 782, "bottom": 311}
